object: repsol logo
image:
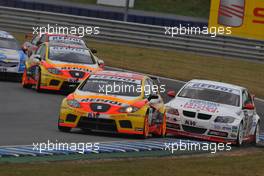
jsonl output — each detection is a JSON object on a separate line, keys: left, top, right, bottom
{"left": 61, "top": 67, "right": 91, "bottom": 72}
{"left": 80, "top": 98, "right": 123, "bottom": 106}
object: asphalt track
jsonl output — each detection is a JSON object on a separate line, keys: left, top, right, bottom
{"left": 0, "top": 69, "right": 263, "bottom": 146}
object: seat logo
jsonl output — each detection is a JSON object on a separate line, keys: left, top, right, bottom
{"left": 218, "top": 0, "right": 245, "bottom": 27}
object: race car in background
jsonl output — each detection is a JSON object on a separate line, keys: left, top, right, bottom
{"left": 0, "top": 30, "right": 26, "bottom": 77}
{"left": 58, "top": 71, "right": 167, "bottom": 138}
{"left": 166, "top": 80, "right": 260, "bottom": 146}
{"left": 22, "top": 42, "right": 104, "bottom": 92}
{"left": 22, "top": 33, "right": 89, "bottom": 57}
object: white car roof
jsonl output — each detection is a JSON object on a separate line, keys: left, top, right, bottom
{"left": 0, "top": 30, "right": 14, "bottom": 39}
{"left": 188, "top": 79, "right": 245, "bottom": 91}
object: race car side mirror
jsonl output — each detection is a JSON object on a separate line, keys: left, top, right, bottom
{"left": 243, "top": 103, "right": 255, "bottom": 110}
{"left": 32, "top": 55, "right": 41, "bottom": 62}
{"left": 147, "top": 94, "right": 159, "bottom": 101}
{"left": 167, "top": 90, "right": 176, "bottom": 97}
{"left": 91, "top": 48, "right": 97, "bottom": 54}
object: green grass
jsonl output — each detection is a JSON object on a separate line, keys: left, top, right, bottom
{"left": 14, "top": 32, "right": 264, "bottom": 98}
{"left": 64, "top": 0, "right": 210, "bottom": 18}
{"left": 0, "top": 151, "right": 264, "bottom": 176}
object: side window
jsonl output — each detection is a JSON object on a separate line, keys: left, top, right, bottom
{"left": 38, "top": 35, "right": 46, "bottom": 45}
{"left": 35, "top": 45, "right": 43, "bottom": 55}
{"left": 40, "top": 46, "right": 46, "bottom": 60}
{"left": 31, "top": 35, "right": 40, "bottom": 45}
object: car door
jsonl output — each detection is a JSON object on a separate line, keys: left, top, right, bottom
{"left": 242, "top": 90, "right": 254, "bottom": 137}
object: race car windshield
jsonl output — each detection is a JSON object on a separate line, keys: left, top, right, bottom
{"left": 80, "top": 79, "right": 142, "bottom": 97}
{"left": 0, "top": 38, "right": 19, "bottom": 50}
{"left": 178, "top": 87, "right": 240, "bottom": 107}
{"left": 49, "top": 46, "right": 95, "bottom": 64}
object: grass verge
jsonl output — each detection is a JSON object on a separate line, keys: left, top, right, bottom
{"left": 0, "top": 150, "right": 263, "bottom": 176}
{"left": 64, "top": 0, "right": 210, "bottom": 18}
{"left": 13, "top": 33, "right": 264, "bottom": 98}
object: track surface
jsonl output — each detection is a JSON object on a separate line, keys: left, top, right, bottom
{"left": 0, "top": 74, "right": 263, "bottom": 146}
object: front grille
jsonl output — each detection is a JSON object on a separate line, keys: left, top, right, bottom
{"left": 198, "top": 113, "right": 212, "bottom": 120}
{"left": 60, "top": 82, "right": 79, "bottom": 92}
{"left": 78, "top": 117, "right": 117, "bottom": 132}
{"left": 90, "top": 103, "right": 110, "bottom": 112}
{"left": 66, "top": 114, "right": 77, "bottom": 122}
{"left": 0, "top": 61, "right": 18, "bottom": 67}
{"left": 119, "top": 120, "right": 132, "bottom": 128}
{"left": 69, "top": 71, "right": 85, "bottom": 78}
{"left": 182, "top": 125, "right": 207, "bottom": 134}
{"left": 49, "top": 79, "right": 60, "bottom": 86}
{"left": 183, "top": 111, "right": 196, "bottom": 118}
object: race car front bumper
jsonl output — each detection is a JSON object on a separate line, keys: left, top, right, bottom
{"left": 58, "top": 100, "right": 146, "bottom": 135}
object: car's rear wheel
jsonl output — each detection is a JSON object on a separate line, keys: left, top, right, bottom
{"left": 252, "top": 121, "right": 260, "bottom": 145}
{"left": 35, "top": 67, "right": 42, "bottom": 92}
{"left": 22, "top": 69, "right": 31, "bottom": 89}
{"left": 236, "top": 122, "right": 244, "bottom": 147}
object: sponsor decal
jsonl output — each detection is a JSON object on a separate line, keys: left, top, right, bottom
{"left": 188, "top": 82, "right": 240, "bottom": 95}
{"left": 184, "top": 99, "right": 219, "bottom": 113}
{"left": 60, "top": 66, "right": 91, "bottom": 72}
{"left": 185, "top": 120, "right": 196, "bottom": 126}
{"left": 50, "top": 46, "right": 89, "bottom": 55}
{"left": 80, "top": 98, "right": 125, "bottom": 106}
{"left": 49, "top": 36, "right": 84, "bottom": 44}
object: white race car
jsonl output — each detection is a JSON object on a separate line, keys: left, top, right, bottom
{"left": 0, "top": 30, "right": 26, "bottom": 75}
{"left": 166, "top": 79, "right": 260, "bottom": 146}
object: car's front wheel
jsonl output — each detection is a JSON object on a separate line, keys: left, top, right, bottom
{"left": 35, "top": 67, "right": 42, "bottom": 92}
{"left": 22, "top": 69, "right": 31, "bottom": 89}
{"left": 236, "top": 122, "right": 244, "bottom": 147}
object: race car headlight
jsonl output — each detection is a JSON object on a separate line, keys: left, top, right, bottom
{"left": 67, "top": 99, "right": 81, "bottom": 108}
{"left": 214, "top": 116, "right": 235, "bottom": 123}
{"left": 119, "top": 106, "right": 139, "bottom": 113}
{"left": 166, "top": 106, "right": 179, "bottom": 116}
{"left": 47, "top": 68, "right": 62, "bottom": 75}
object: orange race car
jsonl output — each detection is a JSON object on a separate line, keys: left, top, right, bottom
{"left": 58, "top": 71, "right": 167, "bottom": 138}
{"left": 22, "top": 42, "right": 104, "bottom": 92}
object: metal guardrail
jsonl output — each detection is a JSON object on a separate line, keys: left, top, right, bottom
{"left": 0, "top": 6, "right": 263, "bottom": 61}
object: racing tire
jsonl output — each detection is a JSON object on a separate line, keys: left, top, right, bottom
{"left": 152, "top": 113, "right": 167, "bottom": 138}
{"left": 252, "top": 121, "right": 260, "bottom": 146}
{"left": 235, "top": 122, "right": 244, "bottom": 147}
{"left": 22, "top": 69, "right": 31, "bottom": 89}
{"left": 35, "top": 67, "right": 42, "bottom": 92}
{"left": 141, "top": 115, "right": 149, "bottom": 139}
